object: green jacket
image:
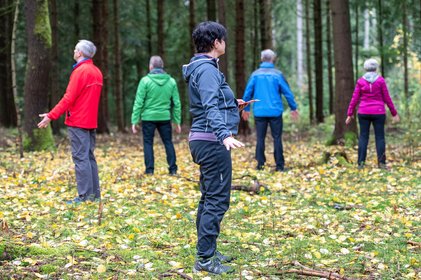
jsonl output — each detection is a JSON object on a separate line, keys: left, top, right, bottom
{"left": 131, "top": 69, "right": 181, "bottom": 124}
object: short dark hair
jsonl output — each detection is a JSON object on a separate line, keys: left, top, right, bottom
{"left": 192, "top": 21, "right": 227, "bottom": 53}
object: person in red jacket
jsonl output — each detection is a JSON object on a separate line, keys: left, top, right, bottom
{"left": 38, "top": 40, "right": 103, "bottom": 203}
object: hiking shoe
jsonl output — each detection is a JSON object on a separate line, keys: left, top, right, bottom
{"left": 65, "top": 197, "right": 85, "bottom": 204}
{"left": 256, "top": 165, "right": 265, "bottom": 170}
{"left": 378, "top": 163, "right": 388, "bottom": 170}
{"left": 215, "top": 251, "right": 233, "bottom": 263}
{"left": 193, "top": 257, "right": 234, "bottom": 275}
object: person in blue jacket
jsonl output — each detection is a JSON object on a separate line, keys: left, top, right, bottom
{"left": 242, "top": 49, "right": 299, "bottom": 172}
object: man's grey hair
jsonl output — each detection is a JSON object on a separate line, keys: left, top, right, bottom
{"left": 363, "top": 58, "right": 379, "bottom": 72}
{"left": 261, "top": 49, "right": 277, "bottom": 62}
{"left": 149, "top": 56, "right": 164, "bottom": 68}
{"left": 76, "top": 40, "right": 97, "bottom": 58}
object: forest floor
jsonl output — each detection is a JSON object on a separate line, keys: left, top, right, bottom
{"left": 0, "top": 124, "right": 420, "bottom": 279}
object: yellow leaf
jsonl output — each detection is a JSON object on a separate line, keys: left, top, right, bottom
{"left": 314, "top": 252, "right": 321, "bottom": 259}
{"left": 97, "top": 264, "right": 106, "bottom": 273}
{"left": 339, "top": 268, "right": 345, "bottom": 276}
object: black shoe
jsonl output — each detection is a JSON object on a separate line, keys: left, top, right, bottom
{"left": 169, "top": 171, "right": 177, "bottom": 176}
{"left": 275, "top": 167, "right": 288, "bottom": 172}
{"left": 193, "top": 257, "right": 234, "bottom": 275}
{"left": 378, "top": 163, "right": 388, "bottom": 170}
{"left": 256, "top": 165, "right": 265, "bottom": 170}
{"left": 215, "top": 251, "right": 233, "bottom": 263}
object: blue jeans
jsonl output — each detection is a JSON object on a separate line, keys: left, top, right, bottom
{"left": 358, "top": 114, "right": 386, "bottom": 165}
{"left": 142, "top": 120, "right": 177, "bottom": 174}
{"left": 68, "top": 127, "right": 100, "bottom": 200}
{"left": 189, "top": 140, "right": 232, "bottom": 259}
{"left": 254, "top": 116, "right": 284, "bottom": 170}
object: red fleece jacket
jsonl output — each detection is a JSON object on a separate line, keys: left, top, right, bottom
{"left": 48, "top": 59, "right": 103, "bottom": 129}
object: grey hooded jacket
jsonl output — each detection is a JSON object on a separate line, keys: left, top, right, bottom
{"left": 182, "top": 55, "right": 240, "bottom": 143}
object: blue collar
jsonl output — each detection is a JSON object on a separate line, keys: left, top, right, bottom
{"left": 260, "top": 62, "right": 275, "bottom": 68}
{"left": 73, "top": 58, "right": 90, "bottom": 69}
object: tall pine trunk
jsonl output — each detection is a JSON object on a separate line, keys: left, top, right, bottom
{"left": 235, "top": 0, "right": 250, "bottom": 135}
{"left": 326, "top": 0, "right": 334, "bottom": 115}
{"left": 49, "top": 0, "right": 61, "bottom": 135}
{"left": 92, "top": 0, "right": 109, "bottom": 133}
{"left": 402, "top": 0, "right": 409, "bottom": 114}
{"left": 259, "top": 0, "right": 272, "bottom": 50}
{"left": 354, "top": 3, "right": 359, "bottom": 77}
{"left": 146, "top": 0, "right": 152, "bottom": 58}
{"left": 297, "top": 0, "right": 304, "bottom": 90}
{"left": 157, "top": 0, "right": 165, "bottom": 60}
{"left": 330, "top": 0, "right": 357, "bottom": 142}
{"left": 23, "top": 0, "right": 55, "bottom": 151}
{"left": 207, "top": 0, "right": 216, "bottom": 21}
{"left": 377, "top": 0, "right": 385, "bottom": 77}
{"left": 113, "top": 0, "right": 124, "bottom": 132}
{"left": 217, "top": 0, "right": 228, "bottom": 77}
{"left": 0, "top": 0, "right": 17, "bottom": 127}
{"left": 305, "top": 0, "right": 314, "bottom": 123}
{"left": 313, "top": 0, "right": 324, "bottom": 123}
{"left": 189, "top": 0, "right": 196, "bottom": 56}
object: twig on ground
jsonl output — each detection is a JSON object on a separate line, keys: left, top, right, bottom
{"left": 276, "top": 261, "right": 359, "bottom": 280}
{"left": 158, "top": 269, "right": 192, "bottom": 280}
{"left": 98, "top": 201, "right": 104, "bottom": 225}
{"left": 407, "top": 240, "right": 421, "bottom": 247}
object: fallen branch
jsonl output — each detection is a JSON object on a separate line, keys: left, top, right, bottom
{"left": 98, "top": 201, "right": 104, "bottom": 225}
{"left": 158, "top": 269, "right": 192, "bottom": 280}
{"left": 277, "top": 261, "right": 358, "bottom": 280}
{"left": 407, "top": 240, "right": 421, "bottom": 247}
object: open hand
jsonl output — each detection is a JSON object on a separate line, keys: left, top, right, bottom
{"left": 242, "top": 111, "right": 250, "bottom": 121}
{"left": 223, "top": 136, "right": 245, "bottom": 151}
{"left": 345, "top": 116, "right": 353, "bottom": 125}
{"left": 37, "top": 113, "right": 51, "bottom": 128}
{"left": 392, "top": 114, "right": 400, "bottom": 123}
{"left": 291, "top": 110, "right": 299, "bottom": 122}
{"left": 132, "top": 124, "right": 139, "bottom": 134}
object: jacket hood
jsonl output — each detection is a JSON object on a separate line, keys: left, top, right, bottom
{"left": 182, "top": 56, "right": 218, "bottom": 82}
{"left": 363, "top": 72, "right": 380, "bottom": 83}
{"left": 147, "top": 68, "right": 170, "bottom": 86}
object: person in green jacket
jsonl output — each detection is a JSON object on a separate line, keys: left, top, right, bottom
{"left": 131, "top": 56, "right": 181, "bottom": 175}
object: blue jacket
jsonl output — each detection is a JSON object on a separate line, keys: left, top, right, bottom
{"left": 182, "top": 55, "right": 240, "bottom": 143}
{"left": 243, "top": 62, "right": 297, "bottom": 117}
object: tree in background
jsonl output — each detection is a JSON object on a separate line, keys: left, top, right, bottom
{"left": 113, "top": 0, "right": 125, "bottom": 132}
{"left": 305, "top": 0, "right": 314, "bottom": 123}
{"left": 259, "top": 0, "right": 272, "bottom": 50}
{"left": 313, "top": 0, "right": 323, "bottom": 123}
{"left": 23, "top": 0, "right": 55, "bottom": 150}
{"left": 157, "top": 0, "right": 164, "bottom": 60}
{"left": 330, "top": 0, "right": 357, "bottom": 143}
{"left": 326, "top": 0, "right": 334, "bottom": 115}
{"left": 207, "top": 0, "right": 216, "bottom": 21}
{"left": 0, "top": 0, "right": 17, "bottom": 127}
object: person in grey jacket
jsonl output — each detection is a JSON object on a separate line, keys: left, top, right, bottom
{"left": 182, "top": 21, "right": 245, "bottom": 275}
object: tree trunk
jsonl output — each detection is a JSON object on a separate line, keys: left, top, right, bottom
{"left": 146, "top": 0, "right": 152, "bottom": 58}
{"left": 49, "top": 0, "right": 61, "bottom": 135}
{"left": 235, "top": 0, "right": 250, "bottom": 135}
{"left": 402, "top": 0, "right": 409, "bottom": 114}
{"left": 259, "top": 0, "right": 272, "bottom": 50}
{"left": 157, "top": 0, "right": 165, "bottom": 60}
{"left": 74, "top": 0, "right": 80, "bottom": 43}
{"left": 113, "top": 0, "right": 125, "bottom": 132}
{"left": 330, "top": 0, "right": 357, "bottom": 142}
{"left": 363, "top": 8, "right": 369, "bottom": 49}
{"left": 207, "top": 0, "right": 216, "bottom": 21}
{"left": 354, "top": 2, "right": 359, "bottom": 78}
{"left": 0, "top": 0, "right": 17, "bottom": 127}
{"left": 313, "top": 0, "right": 324, "bottom": 123}
{"left": 190, "top": 0, "right": 196, "bottom": 56}
{"left": 252, "top": 0, "right": 259, "bottom": 70}
{"left": 92, "top": 0, "right": 109, "bottom": 133}
{"left": 326, "top": 0, "right": 334, "bottom": 115}
{"left": 296, "top": 0, "right": 304, "bottom": 90}
{"left": 23, "top": 0, "right": 55, "bottom": 151}
{"left": 377, "top": 0, "right": 385, "bottom": 77}
{"left": 217, "top": 0, "right": 228, "bottom": 77}
{"left": 11, "top": 0, "right": 23, "bottom": 157}
{"left": 305, "top": 0, "right": 313, "bottom": 123}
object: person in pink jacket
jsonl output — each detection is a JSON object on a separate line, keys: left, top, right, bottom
{"left": 346, "top": 58, "right": 400, "bottom": 169}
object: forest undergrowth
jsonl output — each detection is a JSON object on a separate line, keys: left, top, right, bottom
{"left": 0, "top": 127, "right": 419, "bottom": 279}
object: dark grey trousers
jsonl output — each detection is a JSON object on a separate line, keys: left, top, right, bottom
{"left": 68, "top": 127, "right": 100, "bottom": 200}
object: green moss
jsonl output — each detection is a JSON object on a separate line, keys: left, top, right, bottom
{"left": 40, "top": 264, "right": 57, "bottom": 274}
{"left": 23, "top": 127, "right": 55, "bottom": 151}
{"left": 344, "top": 131, "right": 358, "bottom": 147}
{"left": 29, "top": 245, "right": 71, "bottom": 256}
{"left": 34, "top": 0, "right": 52, "bottom": 48}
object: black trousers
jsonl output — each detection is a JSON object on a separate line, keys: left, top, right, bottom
{"left": 189, "top": 140, "right": 232, "bottom": 259}
{"left": 254, "top": 116, "right": 284, "bottom": 170}
{"left": 358, "top": 114, "right": 386, "bottom": 165}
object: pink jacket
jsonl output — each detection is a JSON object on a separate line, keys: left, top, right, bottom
{"left": 347, "top": 74, "right": 398, "bottom": 117}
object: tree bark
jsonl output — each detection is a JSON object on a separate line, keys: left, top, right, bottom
{"left": 49, "top": 0, "right": 61, "bottom": 135}
{"left": 92, "top": 0, "right": 109, "bottom": 133}
{"left": 326, "top": 0, "right": 334, "bottom": 115}
{"left": 207, "top": 0, "right": 216, "bottom": 21}
{"left": 217, "top": 0, "right": 228, "bottom": 77}
{"left": 259, "top": 0, "right": 273, "bottom": 50}
{"left": 354, "top": 2, "right": 359, "bottom": 78}
{"left": 189, "top": 0, "right": 196, "bottom": 56}
{"left": 235, "top": 0, "right": 250, "bottom": 135}
{"left": 305, "top": 0, "right": 313, "bottom": 123}
{"left": 0, "top": 0, "right": 17, "bottom": 127}
{"left": 313, "top": 0, "right": 324, "bottom": 123}
{"left": 252, "top": 0, "right": 259, "bottom": 70}
{"left": 296, "top": 0, "right": 304, "bottom": 90}
{"left": 74, "top": 0, "right": 80, "bottom": 43}
{"left": 363, "top": 8, "right": 369, "bottom": 49}
{"left": 23, "top": 0, "right": 55, "bottom": 151}
{"left": 402, "top": 0, "right": 409, "bottom": 113}
{"left": 157, "top": 0, "right": 165, "bottom": 60}
{"left": 113, "top": 0, "right": 125, "bottom": 132}
{"left": 330, "top": 0, "right": 357, "bottom": 142}
{"left": 377, "top": 0, "right": 385, "bottom": 77}
{"left": 146, "top": 0, "right": 152, "bottom": 58}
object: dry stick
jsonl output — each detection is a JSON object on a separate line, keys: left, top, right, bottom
{"left": 277, "top": 261, "right": 359, "bottom": 280}
{"left": 158, "top": 269, "right": 192, "bottom": 280}
{"left": 98, "top": 201, "right": 104, "bottom": 225}
{"left": 11, "top": 0, "right": 23, "bottom": 158}
{"left": 407, "top": 240, "right": 421, "bottom": 247}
